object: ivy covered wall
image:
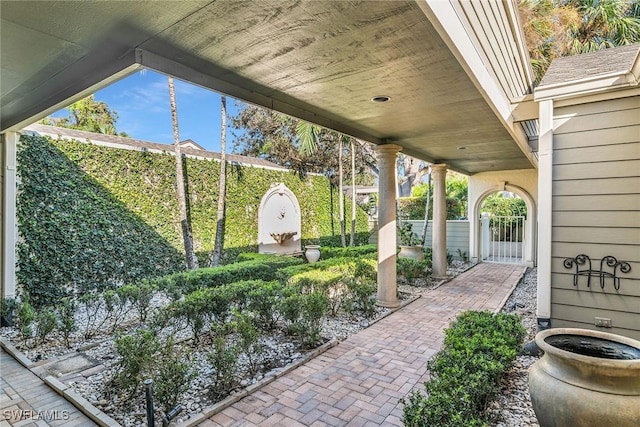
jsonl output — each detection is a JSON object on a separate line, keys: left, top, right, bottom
{"left": 16, "top": 135, "right": 369, "bottom": 304}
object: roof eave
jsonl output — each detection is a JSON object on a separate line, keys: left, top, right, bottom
{"left": 534, "top": 68, "right": 640, "bottom": 102}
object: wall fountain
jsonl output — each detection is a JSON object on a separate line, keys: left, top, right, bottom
{"left": 258, "top": 183, "right": 301, "bottom": 255}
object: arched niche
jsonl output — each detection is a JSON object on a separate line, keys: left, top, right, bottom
{"left": 258, "top": 183, "right": 302, "bottom": 254}
{"left": 469, "top": 183, "right": 537, "bottom": 267}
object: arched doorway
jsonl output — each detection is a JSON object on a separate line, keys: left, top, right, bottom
{"left": 480, "top": 192, "right": 526, "bottom": 263}
{"left": 469, "top": 184, "right": 536, "bottom": 267}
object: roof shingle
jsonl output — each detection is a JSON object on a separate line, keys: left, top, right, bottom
{"left": 538, "top": 44, "right": 640, "bottom": 87}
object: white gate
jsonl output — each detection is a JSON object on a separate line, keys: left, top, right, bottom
{"left": 481, "top": 214, "right": 525, "bottom": 263}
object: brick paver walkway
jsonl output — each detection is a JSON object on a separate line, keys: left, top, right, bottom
{"left": 201, "top": 263, "right": 526, "bottom": 427}
{"left": 0, "top": 348, "right": 93, "bottom": 427}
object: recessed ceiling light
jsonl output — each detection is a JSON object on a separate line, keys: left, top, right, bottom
{"left": 371, "top": 95, "right": 391, "bottom": 103}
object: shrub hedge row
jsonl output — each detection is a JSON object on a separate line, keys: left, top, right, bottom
{"left": 153, "top": 254, "right": 305, "bottom": 295}
{"left": 318, "top": 244, "right": 377, "bottom": 259}
{"left": 402, "top": 310, "right": 525, "bottom": 427}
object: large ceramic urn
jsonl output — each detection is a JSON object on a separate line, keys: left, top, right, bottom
{"left": 304, "top": 245, "right": 321, "bottom": 263}
{"left": 528, "top": 328, "right": 640, "bottom": 427}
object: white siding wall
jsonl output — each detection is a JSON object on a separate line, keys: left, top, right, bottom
{"left": 551, "top": 95, "right": 640, "bottom": 339}
{"left": 406, "top": 220, "right": 470, "bottom": 260}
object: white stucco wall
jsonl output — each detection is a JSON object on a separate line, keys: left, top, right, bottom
{"left": 1, "top": 132, "right": 18, "bottom": 299}
{"left": 468, "top": 169, "right": 538, "bottom": 266}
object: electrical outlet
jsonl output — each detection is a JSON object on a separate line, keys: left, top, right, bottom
{"left": 594, "top": 317, "right": 612, "bottom": 328}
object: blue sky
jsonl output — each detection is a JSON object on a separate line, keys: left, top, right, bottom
{"left": 51, "top": 69, "right": 242, "bottom": 153}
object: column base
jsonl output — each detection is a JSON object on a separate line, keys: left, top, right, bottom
{"left": 377, "top": 299, "right": 401, "bottom": 309}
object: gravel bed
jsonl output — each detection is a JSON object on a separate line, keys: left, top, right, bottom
{"left": 65, "top": 305, "right": 396, "bottom": 426}
{"left": 0, "top": 288, "right": 397, "bottom": 426}
{"left": 487, "top": 267, "right": 540, "bottom": 427}
{"left": 3, "top": 261, "right": 532, "bottom": 426}
{"left": 398, "top": 259, "right": 474, "bottom": 295}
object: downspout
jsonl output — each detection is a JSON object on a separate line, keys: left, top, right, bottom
{"left": 536, "top": 100, "right": 553, "bottom": 330}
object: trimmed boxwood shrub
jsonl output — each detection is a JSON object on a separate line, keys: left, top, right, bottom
{"left": 276, "top": 255, "right": 375, "bottom": 283}
{"left": 234, "top": 253, "right": 305, "bottom": 268}
{"left": 154, "top": 263, "right": 268, "bottom": 294}
{"left": 402, "top": 310, "right": 525, "bottom": 427}
{"left": 319, "top": 244, "right": 377, "bottom": 259}
{"left": 397, "top": 258, "right": 430, "bottom": 282}
{"left": 154, "top": 256, "right": 305, "bottom": 295}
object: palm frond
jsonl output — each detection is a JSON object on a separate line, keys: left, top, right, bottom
{"left": 296, "top": 121, "right": 319, "bottom": 155}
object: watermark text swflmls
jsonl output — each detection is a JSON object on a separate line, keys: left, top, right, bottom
{"left": 1, "top": 409, "right": 71, "bottom": 421}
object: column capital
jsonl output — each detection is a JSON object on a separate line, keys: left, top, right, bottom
{"left": 374, "top": 143, "right": 402, "bottom": 157}
{"left": 431, "top": 163, "right": 448, "bottom": 174}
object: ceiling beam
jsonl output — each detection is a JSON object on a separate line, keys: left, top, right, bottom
{"left": 2, "top": 49, "right": 141, "bottom": 133}
{"left": 135, "top": 49, "right": 385, "bottom": 146}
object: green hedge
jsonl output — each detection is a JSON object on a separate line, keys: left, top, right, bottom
{"left": 398, "top": 197, "right": 465, "bottom": 220}
{"left": 154, "top": 256, "right": 305, "bottom": 295}
{"left": 402, "top": 311, "right": 525, "bottom": 427}
{"left": 16, "top": 135, "right": 370, "bottom": 304}
{"left": 16, "top": 136, "right": 184, "bottom": 305}
{"left": 234, "top": 253, "right": 304, "bottom": 265}
{"left": 48, "top": 135, "right": 370, "bottom": 252}
{"left": 275, "top": 256, "right": 373, "bottom": 282}
{"left": 319, "top": 244, "right": 377, "bottom": 259}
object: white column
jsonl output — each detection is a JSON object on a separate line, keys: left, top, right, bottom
{"left": 375, "top": 144, "right": 402, "bottom": 308}
{"left": 2, "top": 132, "right": 18, "bottom": 300}
{"left": 537, "top": 100, "right": 553, "bottom": 329}
{"left": 431, "top": 163, "right": 448, "bottom": 278}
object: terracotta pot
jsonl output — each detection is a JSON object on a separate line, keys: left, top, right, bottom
{"left": 528, "top": 328, "right": 640, "bottom": 427}
{"left": 398, "top": 245, "right": 424, "bottom": 261}
{"left": 304, "top": 245, "right": 321, "bottom": 263}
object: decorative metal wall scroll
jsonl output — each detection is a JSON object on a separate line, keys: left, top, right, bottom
{"left": 563, "top": 254, "right": 631, "bottom": 291}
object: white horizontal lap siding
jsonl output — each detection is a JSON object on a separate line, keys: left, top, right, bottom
{"left": 552, "top": 242, "right": 640, "bottom": 265}
{"left": 551, "top": 97, "right": 640, "bottom": 336}
{"left": 553, "top": 124, "right": 640, "bottom": 149}
{"left": 551, "top": 257, "right": 640, "bottom": 290}
{"left": 407, "top": 220, "right": 470, "bottom": 258}
{"left": 553, "top": 210, "right": 640, "bottom": 227}
{"left": 551, "top": 308, "right": 640, "bottom": 340}
{"left": 553, "top": 177, "right": 639, "bottom": 196}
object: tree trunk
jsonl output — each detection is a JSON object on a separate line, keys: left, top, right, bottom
{"left": 168, "top": 76, "right": 198, "bottom": 270}
{"left": 350, "top": 138, "right": 356, "bottom": 246}
{"left": 211, "top": 96, "right": 227, "bottom": 266}
{"left": 339, "top": 136, "right": 346, "bottom": 247}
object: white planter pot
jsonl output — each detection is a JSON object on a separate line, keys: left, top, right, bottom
{"left": 304, "top": 245, "right": 321, "bottom": 263}
{"left": 398, "top": 245, "right": 424, "bottom": 261}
